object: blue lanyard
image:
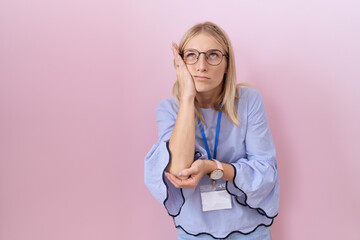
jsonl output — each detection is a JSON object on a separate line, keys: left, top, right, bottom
{"left": 198, "top": 111, "right": 222, "bottom": 160}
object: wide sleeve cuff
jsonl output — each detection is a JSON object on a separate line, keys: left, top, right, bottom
{"left": 144, "top": 138, "right": 185, "bottom": 217}
{"left": 226, "top": 160, "right": 279, "bottom": 219}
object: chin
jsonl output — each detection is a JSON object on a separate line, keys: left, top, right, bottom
{"left": 195, "top": 83, "right": 221, "bottom": 94}
{"left": 194, "top": 83, "right": 211, "bottom": 92}
{"left": 195, "top": 86, "right": 206, "bottom": 92}
{"left": 195, "top": 87, "right": 213, "bottom": 93}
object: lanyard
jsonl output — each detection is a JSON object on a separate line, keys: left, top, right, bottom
{"left": 198, "top": 111, "right": 222, "bottom": 160}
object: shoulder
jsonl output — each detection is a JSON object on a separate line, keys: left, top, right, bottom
{"left": 156, "top": 97, "right": 179, "bottom": 120}
{"left": 237, "top": 87, "right": 263, "bottom": 107}
{"left": 237, "top": 87, "right": 269, "bottom": 123}
{"left": 238, "top": 87, "right": 261, "bottom": 100}
{"left": 157, "top": 97, "right": 178, "bottom": 112}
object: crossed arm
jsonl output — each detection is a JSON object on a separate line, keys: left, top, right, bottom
{"left": 165, "top": 159, "right": 234, "bottom": 188}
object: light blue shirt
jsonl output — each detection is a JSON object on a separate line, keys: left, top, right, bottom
{"left": 145, "top": 88, "right": 279, "bottom": 239}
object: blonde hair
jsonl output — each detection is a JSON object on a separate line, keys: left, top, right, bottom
{"left": 172, "top": 22, "right": 246, "bottom": 126}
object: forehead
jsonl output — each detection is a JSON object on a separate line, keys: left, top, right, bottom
{"left": 184, "top": 33, "right": 224, "bottom": 52}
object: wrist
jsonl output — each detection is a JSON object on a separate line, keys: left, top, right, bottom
{"left": 179, "top": 95, "right": 195, "bottom": 105}
{"left": 203, "top": 159, "right": 217, "bottom": 175}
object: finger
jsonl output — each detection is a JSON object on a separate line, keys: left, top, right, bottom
{"left": 176, "top": 177, "right": 197, "bottom": 189}
{"left": 171, "top": 44, "right": 179, "bottom": 57}
{"left": 172, "top": 50, "right": 180, "bottom": 68}
{"left": 171, "top": 175, "right": 198, "bottom": 189}
{"left": 166, "top": 172, "right": 187, "bottom": 187}
{"left": 166, "top": 172, "right": 191, "bottom": 188}
{"left": 172, "top": 42, "right": 179, "bottom": 52}
{"left": 171, "top": 42, "right": 180, "bottom": 59}
{"left": 176, "top": 173, "right": 189, "bottom": 180}
{"left": 165, "top": 172, "right": 180, "bottom": 188}
{"left": 167, "top": 171, "right": 185, "bottom": 180}
{"left": 171, "top": 42, "right": 184, "bottom": 67}
{"left": 178, "top": 166, "right": 198, "bottom": 178}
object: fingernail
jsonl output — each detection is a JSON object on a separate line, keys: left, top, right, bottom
{"left": 177, "top": 172, "right": 182, "bottom": 177}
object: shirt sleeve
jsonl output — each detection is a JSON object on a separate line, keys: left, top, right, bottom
{"left": 144, "top": 99, "right": 185, "bottom": 217}
{"left": 226, "top": 89, "right": 280, "bottom": 219}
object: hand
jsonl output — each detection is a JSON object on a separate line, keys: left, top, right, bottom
{"left": 165, "top": 160, "right": 208, "bottom": 189}
{"left": 171, "top": 42, "right": 196, "bottom": 101}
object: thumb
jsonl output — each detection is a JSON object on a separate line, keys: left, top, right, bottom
{"left": 177, "top": 166, "right": 198, "bottom": 178}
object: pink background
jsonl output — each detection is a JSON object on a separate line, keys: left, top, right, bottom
{"left": 1, "top": 0, "right": 360, "bottom": 239}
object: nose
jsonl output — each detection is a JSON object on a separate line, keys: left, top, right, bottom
{"left": 196, "top": 53, "right": 208, "bottom": 72}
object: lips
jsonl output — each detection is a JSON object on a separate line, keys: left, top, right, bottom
{"left": 194, "top": 75, "right": 210, "bottom": 80}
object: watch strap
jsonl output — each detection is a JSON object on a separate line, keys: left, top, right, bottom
{"left": 212, "top": 159, "right": 224, "bottom": 171}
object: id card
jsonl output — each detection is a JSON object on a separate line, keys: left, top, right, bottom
{"left": 200, "top": 183, "right": 232, "bottom": 212}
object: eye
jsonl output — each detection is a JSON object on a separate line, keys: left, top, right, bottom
{"left": 185, "top": 52, "right": 197, "bottom": 58}
{"left": 208, "top": 51, "right": 221, "bottom": 59}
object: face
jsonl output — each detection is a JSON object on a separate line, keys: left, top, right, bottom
{"left": 183, "top": 33, "right": 228, "bottom": 96}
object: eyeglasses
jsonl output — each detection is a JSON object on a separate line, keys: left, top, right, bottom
{"left": 179, "top": 49, "right": 228, "bottom": 66}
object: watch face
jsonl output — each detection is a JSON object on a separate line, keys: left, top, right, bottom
{"left": 210, "top": 170, "right": 223, "bottom": 180}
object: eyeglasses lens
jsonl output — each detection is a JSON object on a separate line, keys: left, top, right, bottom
{"left": 206, "top": 50, "right": 222, "bottom": 65}
{"left": 183, "top": 50, "right": 198, "bottom": 65}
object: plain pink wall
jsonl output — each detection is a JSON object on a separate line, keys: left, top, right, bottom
{"left": 1, "top": 0, "right": 359, "bottom": 239}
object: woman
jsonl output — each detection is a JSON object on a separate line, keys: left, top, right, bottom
{"left": 145, "top": 22, "right": 279, "bottom": 240}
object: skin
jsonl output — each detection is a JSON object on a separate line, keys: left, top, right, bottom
{"left": 166, "top": 33, "right": 235, "bottom": 189}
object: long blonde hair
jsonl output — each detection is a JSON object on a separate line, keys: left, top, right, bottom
{"left": 172, "top": 21, "right": 244, "bottom": 126}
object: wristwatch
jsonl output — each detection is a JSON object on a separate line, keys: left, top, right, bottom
{"left": 209, "top": 160, "right": 224, "bottom": 180}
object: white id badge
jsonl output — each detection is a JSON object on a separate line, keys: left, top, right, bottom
{"left": 200, "top": 183, "right": 232, "bottom": 212}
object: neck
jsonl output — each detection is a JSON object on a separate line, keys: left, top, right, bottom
{"left": 196, "top": 85, "right": 222, "bottom": 108}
